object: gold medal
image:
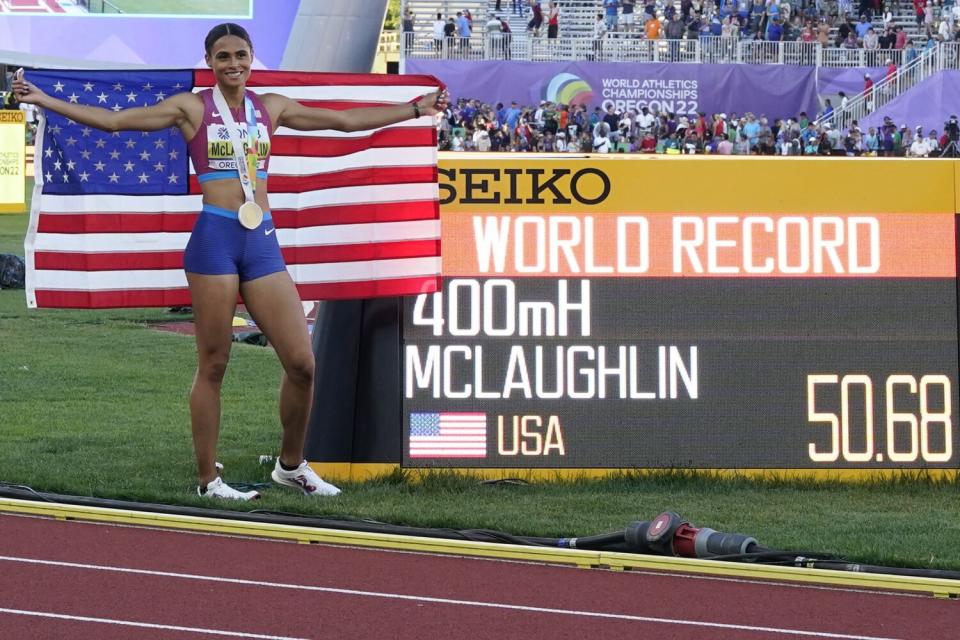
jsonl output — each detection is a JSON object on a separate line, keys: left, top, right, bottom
{"left": 238, "top": 201, "right": 263, "bottom": 230}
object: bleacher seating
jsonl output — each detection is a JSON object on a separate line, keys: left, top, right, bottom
{"left": 404, "top": 0, "right": 946, "bottom": 53}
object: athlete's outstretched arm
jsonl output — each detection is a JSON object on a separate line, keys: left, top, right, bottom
{"left": 12, "top": 72, "right": 195, "bottom": 133}
{"left": 269, "top": 89, "right": 449, "bottom": 133}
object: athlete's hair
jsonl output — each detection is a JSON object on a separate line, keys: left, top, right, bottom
{"left": 204, "top": 23, "right": 254, "bottom": 55}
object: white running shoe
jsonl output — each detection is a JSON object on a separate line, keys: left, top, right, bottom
{"left": 198, "top": 476, "right": 260, "bottom": 501}
{"left": 271, "top": 460, "right": 341, "bottom": 496}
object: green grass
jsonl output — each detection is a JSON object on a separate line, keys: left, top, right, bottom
{"left": 1, "top": 192, "right": 959, "bottom": 572}
{"left": 90, "top": 0, "right": 250, "bottom": 16}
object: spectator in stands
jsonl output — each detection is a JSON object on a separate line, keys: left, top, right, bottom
{"left": 486, "top": 12, "right": 503, "bottom": 44}
{"left": 602, "top": 104, "right": 620, "bottom": 141}
{"left": 827, "top": 122, "right": 844, "bottom": 153}
{"left": 547, "top": 1, "right": 560, "bottom": 38}
{"left": 742, "top": 113, "right": 760, "bottom": 146}
{"left": 719, "top": 15, "right": 736, "bottom": 37}
{"left": 682, "top": 129, "right": 702, "bottom": 154}
{"left": 639, "top": 130, "right": 657, "bottom": 152}
{"left": 622, "top": 0, "right": 637, "bottom": 31}
{"left": 747, "top": 0, "right": 764, "bottom": 35}
{"left": 880, "top": 119, "right": 897, "bottom": 156}
{"left": 817, "top": 18, "right": 831, "bottom": 44}
{"left": 904, "top": 38, "right": 919, "bottom": 62}
{"left": 893, "top": 25, "right": 907, "bottom": 48}
{"left": 909, "top": 126, "right": 930, "bottom": 156}
{"left": 938, "top": 15, "right": 953, "bottom": 39}
{"left": 864, "top": 73, "right": 875, "bottom": 109}
{"left": 594, "top": 123, "right": 613, "bottom": 152}
{"left": 604, "top": 0, "right": 620, "bottom": 32}
{"left": 926, "top": 128, "right": 940, "bottom": 153}
{"left": 709, "top": 113, "right": 724, "bottom": 138}
{"left": 767, "top": 15, "right": 785, "bottom": 39}
{"left": 878, "top": 26, "right": 894, "bottom": 48}
{"left": 592, "top": 12, "right": 607, "bottom": 59}
{"left": 473, "top": 125, "right": 491, "bottom": 151}
{"left": 815, "top": 130, "right": 832, "bottom": 155}
{"left": 686, "top": 11, "right": 705, "bottom": 38}
{"left": 433, "top": 13, "right": 446, "bottom": 53}
{"left": 784, "top": 15, "right": 803, "bottom": 40}
{"left": 500, "top": 15, "right": 513, "bottom": 58}
{"left": 457, "top": 11, "right": 472, "bottom": 52}
{"left": 899, "top": 124, "right": 913, "bottom": 152}
{"left": 665, "top": 13, "right": 685, "bottom": 59}
{"left": 527, "top": 0, "right": 543, "bottom": 35}
{"left": 715, "top": 133, "right": 734, "bottom": 154}
{"left": 402, "top": 9, "right": 414, "bottom": 35}
{"left": 645, "top": 13, "right": 663, "bottom": 38}
{"left": 861, "top": 126, "right": 877, "bottom": 154}
{"left": 820, "top": 98, "right": 835, "bottom": 123}
{"left": 443, "top": 17, "right": 457, "bottom": 53}
{"left": 451, "top": 129, "right": 465, "bottom": 151}
{"left": 863, "top": 26, "right": 879, "bottom": 48}
{"left": 637, "top": 105, "right": 655, "bottom": 134}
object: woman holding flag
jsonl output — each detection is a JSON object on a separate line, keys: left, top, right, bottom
{"left": 12, "top": 23, "right": 449, "bottom": 500}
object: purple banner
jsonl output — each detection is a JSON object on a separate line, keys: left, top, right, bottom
{"left": 816, "top": 67, "right": 888, "bottom": 97}
{"left": 861, "top": 70, "right": 960, "bottom": 136}
{"left": 406, "top": 59, "right": 818, "bottom": 120}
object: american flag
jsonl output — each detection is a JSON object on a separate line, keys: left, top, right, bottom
{"left": 408, "top": 412, "right": 488, "bottom": 458}
{"left": 24, "top": 69, "right": 441, "bottom": 308}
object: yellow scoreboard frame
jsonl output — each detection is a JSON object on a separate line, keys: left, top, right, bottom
{"left": 0, "top": 110, "right": 26, "bottom": 214}
{"left": 315, "top": 155, "right": 960, "bottom": 483}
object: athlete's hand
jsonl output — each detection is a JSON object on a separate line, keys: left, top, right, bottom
{"left": 11, "top": 69, "right": 48, "bottom": 106}
{"left": 417, "top": 89, "right": 450, "bottom": 116}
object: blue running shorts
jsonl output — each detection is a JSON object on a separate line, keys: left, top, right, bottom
{"left": 183, "top": 204, "right": 287, "bottom": 282}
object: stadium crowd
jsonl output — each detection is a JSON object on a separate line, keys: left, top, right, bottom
{"left": 408, "top": 0, "right": 960, "bottom": 48}
{"left": 437, "top": 97, "right": 957, "bottom": 156}
{"left": 581, "top": 0, "right": 960, "bottom": 45}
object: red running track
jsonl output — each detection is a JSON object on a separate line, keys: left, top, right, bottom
{"left": 0, "top": 513, "right": 955, "bottom": 640}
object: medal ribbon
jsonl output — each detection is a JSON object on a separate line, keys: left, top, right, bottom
{"left": 211, "top": 85, "right": 259, "bottom": 205}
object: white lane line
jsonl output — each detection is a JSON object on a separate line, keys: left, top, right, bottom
{"left": 0, "top": 555, "right": 905, "bottom": 640}
{"left": 0, "top": 607, "right": 309, "bottom": 640}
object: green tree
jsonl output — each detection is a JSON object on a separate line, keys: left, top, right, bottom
{"left": 383, "top": 0, "right": 401, "bottom": 30}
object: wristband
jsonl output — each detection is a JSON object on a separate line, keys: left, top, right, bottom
{"left": 412, "top": 102, "right": 421, "bottom": 119}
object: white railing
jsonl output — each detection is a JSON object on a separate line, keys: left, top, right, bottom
{"left": 738, "top": 40, "right": 821, "bottom": 66}
{"left": 818, "top": 48, "right": 939, "bottom": 128}
{"left": 937, "top": 42, "right": 960, "bottom": 69}
{"left": 819, "top": 47, "right": 907, "bottom": 68}
{"left": 401, "top": 34, "right": 959, "bottom": 69}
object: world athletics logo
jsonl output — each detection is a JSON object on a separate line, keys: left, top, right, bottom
{"left": 544, "top": 73, "right": 594, "bottom": 107}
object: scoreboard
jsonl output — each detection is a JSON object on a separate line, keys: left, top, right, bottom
{"left": 401, "top": 156, "right": 960, "bottom": 471}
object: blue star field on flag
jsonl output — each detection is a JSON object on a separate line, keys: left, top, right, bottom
{"left": 31, "top": 70, "right": 193, "bottom": 196}
{"left": 409, "top": 412, "right": 442, "bottom": 437}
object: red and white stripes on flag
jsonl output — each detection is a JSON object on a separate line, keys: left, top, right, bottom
{"left": 24, "top": 69, "right": 441, "bottom": 308}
